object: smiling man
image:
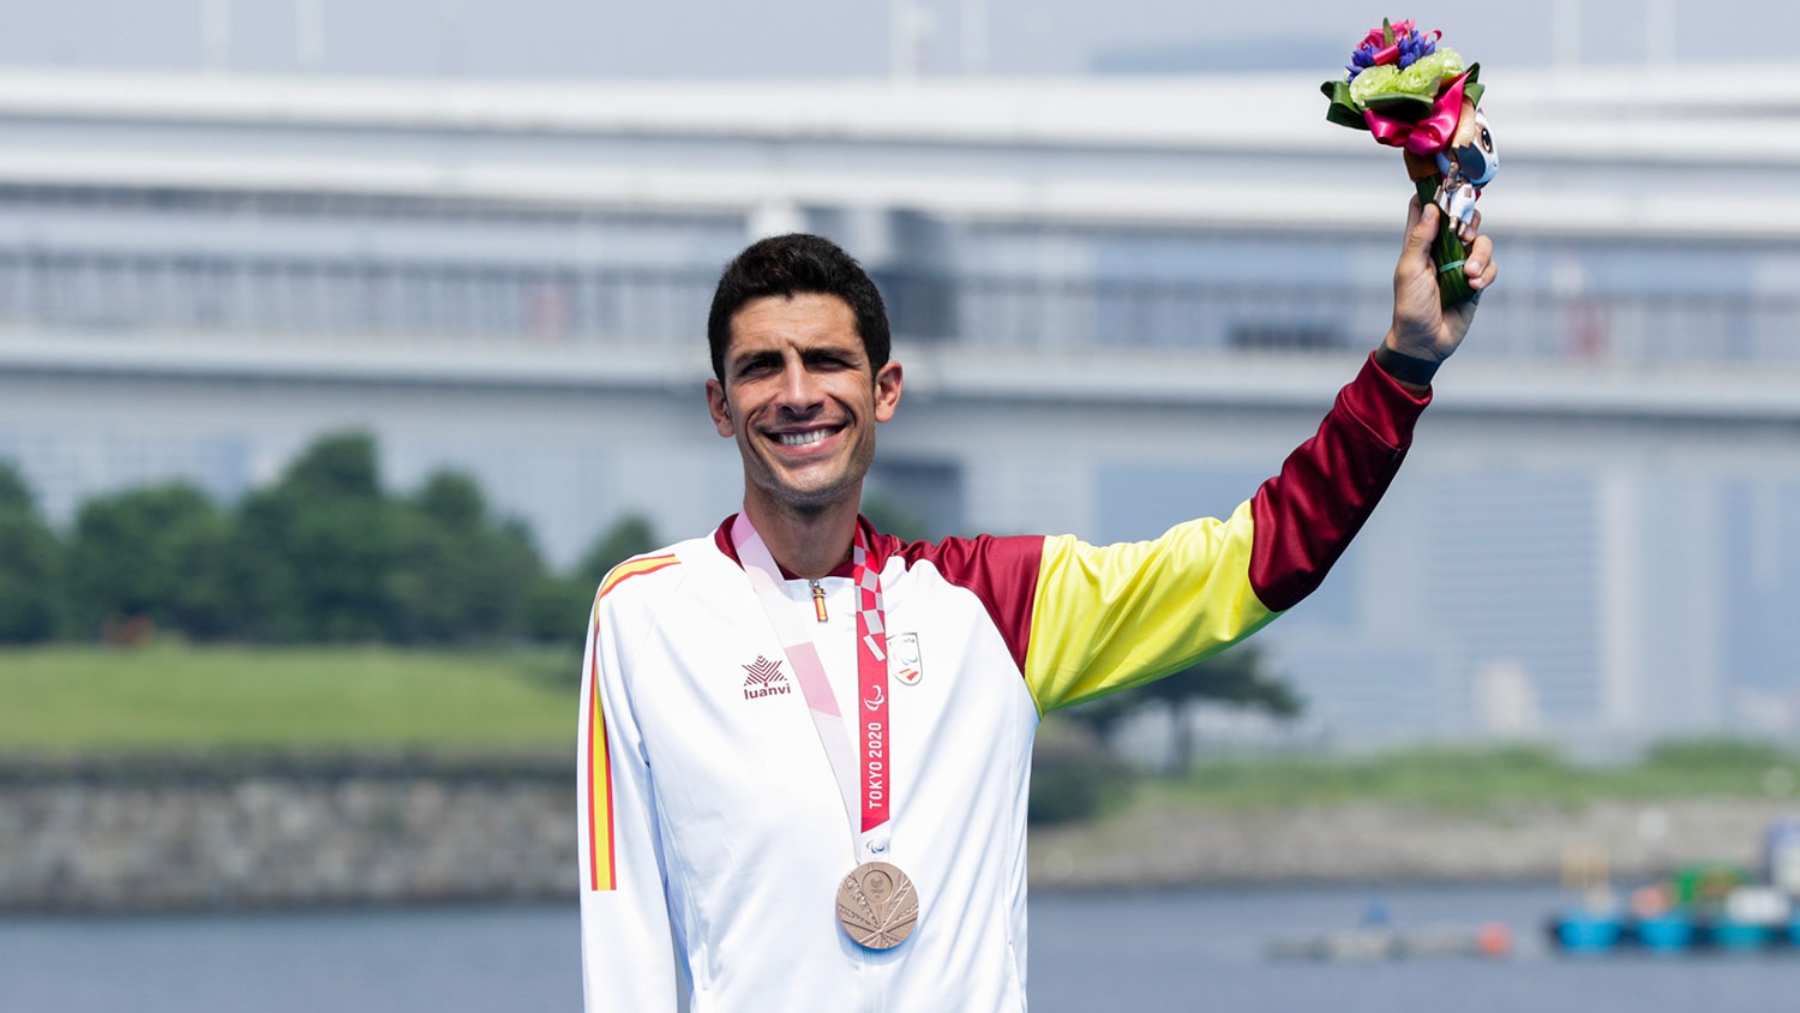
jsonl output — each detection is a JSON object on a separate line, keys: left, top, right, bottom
{"left": 578, "top": 207, "right": 1495, "bottom": 1011}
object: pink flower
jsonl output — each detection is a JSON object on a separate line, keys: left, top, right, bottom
{"left": 1359, "top": 19, "right": 1416, "bottom": 51}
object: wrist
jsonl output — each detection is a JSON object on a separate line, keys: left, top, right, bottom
{"left": 1375, "top": 338, "right": 1439, "bottom": 390}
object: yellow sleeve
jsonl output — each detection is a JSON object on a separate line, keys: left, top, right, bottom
{"left": 1021, "top": 500, "right": 1276, "bottom": 713}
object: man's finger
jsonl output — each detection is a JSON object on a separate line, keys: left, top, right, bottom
{"left": 1402, "top": 199, "right": 1437, "bottom": 259}
{"left": 1465, "top": 235, "right": 1494, "bottom": 286}
{"left": 1472, "top": 256, "right": 1498, "bottom": 291}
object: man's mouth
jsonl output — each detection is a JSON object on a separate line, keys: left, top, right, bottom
{"left": 772, "top": 426, "right": 841, "bottom": 447}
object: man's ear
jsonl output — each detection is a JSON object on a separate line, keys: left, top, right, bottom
{"left": 705, "top": 379, "right": 735, "bottom": 438}
{"left": 873, "top": 361, "right": 903, "bottom": 424}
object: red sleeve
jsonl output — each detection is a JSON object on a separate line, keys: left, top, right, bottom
{"left": 867, "top": 521, "right": 1045, "bottom": 676}
{"left": 1248, "top": 351, "right": 1430, "bottom": 612}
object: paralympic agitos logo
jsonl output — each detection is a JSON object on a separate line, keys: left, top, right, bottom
{"left": 742, "top": 656, "right": 792, "bottom": 700}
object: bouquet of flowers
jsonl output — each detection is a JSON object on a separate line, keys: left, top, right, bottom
{"left": 1322, "top": 19, "right": 1496, "bottom": 305}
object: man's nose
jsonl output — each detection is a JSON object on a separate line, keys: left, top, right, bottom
{"left": 776, "top": 358, "right": 823, "bottom": 413}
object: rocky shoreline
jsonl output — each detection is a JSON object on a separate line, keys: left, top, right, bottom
{"left": 3, "top": 754, "right": 1793, "bottom": 911}
{"left": 0, "top": 752, "right": 575, "bottom": 912}
{"left": 1028, "top": 797, "right": 1800, "bottom": 890}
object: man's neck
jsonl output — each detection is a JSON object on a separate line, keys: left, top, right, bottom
{"left": 741, "top": 490, "right": 860, "bottom": 581}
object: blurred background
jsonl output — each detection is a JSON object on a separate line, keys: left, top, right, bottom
{"left": 5, "top": 1, "right": 1800, "bottom": 1011}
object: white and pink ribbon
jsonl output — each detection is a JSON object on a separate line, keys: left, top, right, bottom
{"left": 732, "top": 514, "right": 893, "bottom": 863}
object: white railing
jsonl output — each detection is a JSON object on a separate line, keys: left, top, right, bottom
{"left": 0, "top": 248, "right": 1795, "bottom": 368}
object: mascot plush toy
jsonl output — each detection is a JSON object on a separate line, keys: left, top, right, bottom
{"left": 1322, "top": 19, "right": 1497, "bottom": 304}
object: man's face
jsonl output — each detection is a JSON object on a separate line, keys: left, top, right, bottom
{"left": 706, "top": 293, "right": 903, "bottom": 517}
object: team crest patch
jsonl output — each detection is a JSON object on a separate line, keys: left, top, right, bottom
{"left": 891, "top": 633, "right": 923, "bottom": 686}
{"left": 743, "top": 656, "right": 792, "bottom": 700}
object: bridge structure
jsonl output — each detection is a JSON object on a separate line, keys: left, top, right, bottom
{"left": 3, "top": 65, "right": 1800, "bottom": 747}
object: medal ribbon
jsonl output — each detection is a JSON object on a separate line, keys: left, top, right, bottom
{"left": 732, "top": 514, "right": 892, "bottom": 863}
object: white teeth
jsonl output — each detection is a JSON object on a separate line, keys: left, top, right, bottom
{"left": 778, "top": 430, "right": 831, "bottom": 447}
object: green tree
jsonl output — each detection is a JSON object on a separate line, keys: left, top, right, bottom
{"left": 389, "top": 470, "right": 544, "bottom": 642}
{"left": 527, "top": 513, "right": 661, "bottom": 644}
{"left": 1029, "top": 724, "right": 1131, "bottom": 826}
{"left": 576, "top": 513, "right": 661, "bottom": 589}
{"left": 0, "top": 465, "right": 30, "bottom": 514}
{"left": 64, "top": 482, "right": 232, "bottom": 640}
{"left": 860, "top": 492, "right": 932, "bottom": 542}
{"left": 227, "top": 485, "right": 303, "bottom": 640}
{"left": 0, "top": 462, "right": 62, "bottom": 642}
{"left": 227, "top": 432, "right": 398, "bottom": 641}
{"left": 1063, "top": 643, "right": 1302, "bottom": 772}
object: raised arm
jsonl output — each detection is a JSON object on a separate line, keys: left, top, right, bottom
{"left": 1022, "top": 355, "right": 1428, "bottom": 712}
{"left": 1023, "top": 201, "right": 1495, "bottom": 711}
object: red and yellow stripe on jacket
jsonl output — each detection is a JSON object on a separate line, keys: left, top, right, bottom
{"left": 585, "top": 552, "right": 679, "bottom": 891}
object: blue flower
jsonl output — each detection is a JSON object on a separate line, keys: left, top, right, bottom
{"left": 1393, "top": 28, "right": 1436, "bottom": 70}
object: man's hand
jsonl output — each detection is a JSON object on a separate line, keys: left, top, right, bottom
{"left": 1385, "top": 197, "right": 1497, "bottom": 364}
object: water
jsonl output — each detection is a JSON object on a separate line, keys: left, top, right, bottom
{"left": 2, "top": 885, "right": 1797, "bottom": 1012}
{"left": 0, "top": 905, "right": 575, "bottom": 1013}
{"left": 1030, "top": 885, "right": 1800, "bottom": 1012}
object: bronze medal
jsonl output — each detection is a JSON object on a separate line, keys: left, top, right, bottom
{"left": 835, "top": 861, "right": 918, "bottom": 950}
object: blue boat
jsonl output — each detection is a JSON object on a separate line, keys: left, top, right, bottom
{"left": 1546, "top": 820, "right": 1800, "bottom": 955}
{"left": 1632, "top": 913, "right": 1693, "bottom": 952}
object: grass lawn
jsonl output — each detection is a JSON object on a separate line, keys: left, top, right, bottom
{"left": 11, "top": 647, "right": 1799, "bottom": 811}
{"left": 1144, "top": 740, "right": 1800, "bottom": 812}
{"left": 0, "top": 643, "right": 583, "bottom": 754}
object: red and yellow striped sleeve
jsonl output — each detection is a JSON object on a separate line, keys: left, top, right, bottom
{"left": 1022, "top": 353, "right": 1428, "bottom": 712}
{"left": 584, "top": 604, "right": 617, "bottom": 892}
{"left": 578, "top": 551, "right": 687, "bottom": 1009}
{"left": 598, "top": 553, "right": 680, "bottom": 600}
{"left": 583, "top": 552, "right": 679, "bottom": 893}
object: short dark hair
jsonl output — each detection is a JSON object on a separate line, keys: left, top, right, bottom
{"left": 706, "top": 233, "right": 890, "bottom": 383}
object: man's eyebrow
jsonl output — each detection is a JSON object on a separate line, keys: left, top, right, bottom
{"left": 731, "top": 349, "right": 783, "bottom": 372}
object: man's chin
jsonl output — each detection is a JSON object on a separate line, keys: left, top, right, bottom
{"left": 749, "top": 472, "right": 859, "bottom": 515}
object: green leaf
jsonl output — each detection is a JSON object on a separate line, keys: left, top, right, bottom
{"left": 1464, "top": 63, "right": 1485, "bottom": 108}
{"left": 1322, "top": 80, "right": 1370, "bottom": 130}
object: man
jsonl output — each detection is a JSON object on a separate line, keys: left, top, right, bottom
{"left": 578, "top": 200, "right": 1495, "bottom": 1011}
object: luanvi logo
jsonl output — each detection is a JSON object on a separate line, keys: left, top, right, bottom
{"left": 742, "top": 656, "right": 792, "bottom": 700}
